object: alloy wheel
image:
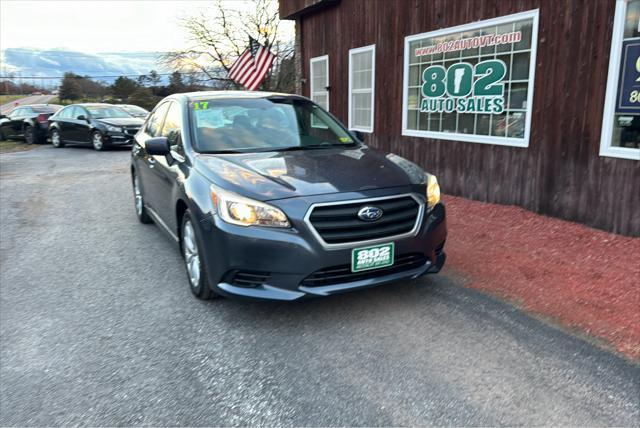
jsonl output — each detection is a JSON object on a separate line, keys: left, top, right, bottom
{"left": 133, "top": 174, "right": 143, "bottom": 216}
{"left": 182, "top": 220, "right": 201, "bottom": 288}
{"left": 92, "top": 132, "right": 103, "bottom": 150}
{"left": 51, "top": 130, "right": 61, "bottom": 147}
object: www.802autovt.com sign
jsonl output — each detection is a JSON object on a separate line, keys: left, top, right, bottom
{"left": 402, "top": 10, "right": 539, "bottom": 147}
{"left": 419, "top": 59, "right": 507, "bottom": 114}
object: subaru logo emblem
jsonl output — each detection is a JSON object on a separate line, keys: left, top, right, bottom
{"left": 358, "top": 206, "right": 383, "bottom": 221}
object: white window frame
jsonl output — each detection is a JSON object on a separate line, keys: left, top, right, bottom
{"left": 401, "top": 9, "right": 540, "bottom": 148}
{"left": 310, "top": 55, "right": 329, "bottom": 111}
{"left": 599, "top": 0, "right": 640, "bottom": 160}
{"left": 348, "top": 44, "right": 376, "bottom": 133}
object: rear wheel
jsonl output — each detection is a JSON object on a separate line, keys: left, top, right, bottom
{"left": 181, "top": 210, "right": 220, "bottom": 300}
{"left": 92, "top": 131, "right": 106, "bottom": 151}
{"left": 50, "top": 129, "right": 64, "bottom": 147}
{"left": 132, "top": 170, "right": 152, "bottom": 224}
{"left": 24, "top": 126, "right": 34, "bottom": 144}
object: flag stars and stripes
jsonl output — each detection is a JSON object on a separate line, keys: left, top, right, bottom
{"left": 228, "top": 38, "right": 276, "bottom": 91}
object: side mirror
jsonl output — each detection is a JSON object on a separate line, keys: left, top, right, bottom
{"left": 146, "top": 137, "right": 170, "bottom": 155}
{"left": 351, "top": 130, "right": 365, "bottom": 142}
{"left": 0, "top": 114, "right": 6, "bottom": 119}
{"left": 77, "top": 115, "right": 88, "bottom": 121}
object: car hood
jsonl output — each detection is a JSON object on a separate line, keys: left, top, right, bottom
{"left": 96, "top": 118, "right": 144, "bottom": 126}
{"left": 194, "top": 146, "right": 427, "bottom": 201}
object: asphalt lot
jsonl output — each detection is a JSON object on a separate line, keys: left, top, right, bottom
{"left": 1, "top": 146, "right": 639, "bottom": 426}
{"left": 0, "top": 94, "right": 56, "bottom": 114}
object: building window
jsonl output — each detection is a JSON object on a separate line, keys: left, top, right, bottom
{"left": 402, "top": 10, "right": 539, "bottom": 147}
{"left": 600, "top": 0, "right": 640, "bottom": 160}
{"left": 310, "top": 55, "right": 329, "bottom": 111}
{"left": 348, "top": 45, "right": 375, "bottom": 132}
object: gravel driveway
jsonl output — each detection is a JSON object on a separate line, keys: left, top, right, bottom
{"left": 1, "top": 146, "right": 638, "bottom": 426}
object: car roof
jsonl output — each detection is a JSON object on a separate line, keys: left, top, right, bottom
{"left": 172, "top": 90, "right": 307, "bottom": 102}
{"left": 73, "top": 103, "right": 118, "bottom": 107}
{"left": 15, "top": 104, "right": 61, "bottom": 108}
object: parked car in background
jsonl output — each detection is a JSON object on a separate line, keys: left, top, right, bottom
{"left": 131, "top": 91, "right": 447, "bottom": 301}
{"left": 48, "top": 103, "right": 144, "bottom": 151}
{"left": 117, "top": 104, "right": 150, "bottom": 118}
{"left": 0, "top": 104, "right": 62, "bottom": 144}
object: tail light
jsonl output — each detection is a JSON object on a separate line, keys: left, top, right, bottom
{"left": 36, "top": 114, "right": 48, "bottom": 124}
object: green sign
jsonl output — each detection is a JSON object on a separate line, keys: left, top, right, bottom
{"left": 420, "top": 59, "right": 506, "bottom": 114}
{"left": 351, "top": 242, "right": 394, "bottom": 272}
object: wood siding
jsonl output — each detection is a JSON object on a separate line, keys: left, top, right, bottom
{"left": 288, "top": 0, "right": 640, "bottom": 236}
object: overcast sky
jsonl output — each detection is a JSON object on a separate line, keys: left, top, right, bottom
{"left": 0, "top": 0, "right": 281, "bottom": 53}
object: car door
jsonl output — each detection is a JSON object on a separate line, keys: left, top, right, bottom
{"left": 135, "top": 102, "right": 170, "bottom": 214}
{"left": 146, "top": 101, "right": 187, "bottom": 230}
{"left": 5, "top": 108, "right": 28, "bottom": 138}
{"left": 55, "top": 106, "right": 77, "bottom": 142}
{"left": 71, "top": 106, "right": 92, "bottom": 143}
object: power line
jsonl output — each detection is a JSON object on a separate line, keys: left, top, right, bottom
{"left": 0, "top": 71, "right": 219, "bottom": 80}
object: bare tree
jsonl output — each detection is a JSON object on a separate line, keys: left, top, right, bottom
{"left": 162, "top": 0, "right": 295, "bottom": 91}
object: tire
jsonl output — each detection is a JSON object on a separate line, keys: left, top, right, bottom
{"left": 91, "top": 130, "right": 106, "bottom": 151}
{"left": 181, "top": 210, "right": 220, "bottom": 300}
{"left": 24, "top": 125, "right": 35, "bottom": 145}
{"left": 0, "top": 130, "right": 6, "bottom": 141}
{"left": 132, "top": 170, "right": 152, "bottom": 224}
{"left": 50, "top": 129, "right": 64, "bottom": 148}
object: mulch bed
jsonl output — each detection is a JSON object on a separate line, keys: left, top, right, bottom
{"left": 443, "top": 195, "right": 640, "bottom": 360}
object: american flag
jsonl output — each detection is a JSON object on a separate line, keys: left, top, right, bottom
{"left": 228, "top": 38, "right": 276, "bottom": 91}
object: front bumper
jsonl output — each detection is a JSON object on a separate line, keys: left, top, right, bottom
{"left": 105, "top": 131, "right": 136, "bottom": 145}
{"left": 197, "top": 191, "right": 447, "bottom": 301}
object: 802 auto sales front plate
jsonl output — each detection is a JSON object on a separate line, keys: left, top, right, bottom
{"left": 351, "top": 242, "right": 394, "bottom": 272}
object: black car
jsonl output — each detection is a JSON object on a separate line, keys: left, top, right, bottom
{"left": 48, "top": 103, "right": 144, "bottom": 151}
{"left": 131, "top": 91, "right": 447, "bottom": 301}
{"left": 118, "top": 104, "right": 150, "bottom": 118}
{"left": 0, "top": 104, "right": 62, "bottom": 144}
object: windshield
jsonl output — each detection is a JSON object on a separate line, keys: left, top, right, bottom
{"left": 121, "top": 105, "right": 148, "bottom": 114}
{"left": 189, "top": 97, "right": 356, "bottom": 153}
{"left": 86, "top": 106, "right": 133, "bottom": 119}
{"left": 32, "top": 106, "right": 60, "bottom": 113}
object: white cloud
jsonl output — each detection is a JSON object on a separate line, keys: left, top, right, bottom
{"left": 0, "top": 0, "right": 229, "bottom": 53}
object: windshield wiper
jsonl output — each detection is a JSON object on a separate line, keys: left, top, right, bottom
{"left": 273, "top": 143, "right": 357, "bottom": 151}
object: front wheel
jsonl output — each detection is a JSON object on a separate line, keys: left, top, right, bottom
{"left": 92, "top": 131, "right": 106, "bottom": 151}
{"left": 181, "top": 210, "right": 220, "bottom": 300}
{"left": 132, "top": 170, "right": 152, "bottom": 224}
{"left": 50, "top": 129, "right": 64, "bottom": 147}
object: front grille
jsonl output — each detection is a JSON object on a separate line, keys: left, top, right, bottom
{"left": 307, "top": 196, "right": 421, "bottom": 245}
{"left": 301, "top": 253, "right": 427, "bottom": 287}
{"left": 230, "top": 270, "right": 271, "bottom": 288}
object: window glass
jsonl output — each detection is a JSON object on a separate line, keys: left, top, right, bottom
{"left": 403, "top": 11, "right": 538, "bottom": 146}
{"left": 9, "top": 108, "right": 25, "bottom": 118}
{"left": 74, "top": 107, "right": 87, "bottom": 119}
{"left": 189, "top": 97, "right": 354, "bottom": 153}
{"left": 85, "top": 105, "right": 131, "bottom": 119}
{"left": 145, "top": 103, "right": 169, "bottom": 137}
{"left": 609, "top": 0, "right": 640, "bottom": 150}
{"left": 56, "top": 107, "right": 73, "bottom": 119}
{"left": 349, "top": 45, "right": 375, "bottom": 132}
{"left": 160, "top": 102, "right": 183, "bottom": 154}
{"left": 310, "top": 56, "right": 329, "bottom": 111}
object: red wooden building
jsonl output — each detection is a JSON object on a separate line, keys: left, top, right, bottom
{"left": 279, "top": 0, "right": 640, "bottom": 236}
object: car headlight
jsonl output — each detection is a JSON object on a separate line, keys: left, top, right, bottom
{"left": 210, "top": 186, "right": 290, "bottom": 228}
{"left": 426, "top": 174, "right": 441, "bottom": 210}
{"left": 104, "top": 124, "right": 122, "bottom": 133}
